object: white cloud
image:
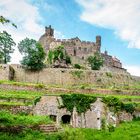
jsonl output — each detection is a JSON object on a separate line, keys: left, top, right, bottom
{"left": 0, "top": 0, "right": 44, "bottom": 64}
{"left": 0, "top": 0, "right": 65, "bottom": 64}
{"left": 76, "top": 0, "right": 140, "bottom": 49}
{"left": 54, "top": 31, "right": 65, "bottom": 39}
{"left": 124, "top": 65, "right": 140, "bottom": 76}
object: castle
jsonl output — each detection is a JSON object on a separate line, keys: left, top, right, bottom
{"left": 39, "top": 25, "right": 123, "bottom": 69}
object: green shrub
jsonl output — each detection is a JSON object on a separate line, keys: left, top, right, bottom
{"left": 34, "top": 97, "right": 41, "bottom": 105}
{"left": 106, "top": 72, "right": 112, "bottom": 78}
{"left": 102, "top": 97, "right": 123, "bottom": 113}
{"left": 108, "top": 125, "right": 115, "bottom": 132}
{"left": 61, "top": 94, "right": 97, "bottom": 113}
{"left": 74, "top": 64, "right": 81, "bottom": 69}
{"left": 122, "top": 103, "right": 135, "bottom": 114}
{"left": 87, "top": 52, "right": 104, "bottom": 70}
{"left": 71, "top": 71, "right": 83, "bottom": 79}
{"left": 35, "top": 84, "right": 45, "bottom": 89}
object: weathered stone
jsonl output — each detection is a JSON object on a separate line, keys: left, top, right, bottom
{"left": 33, "top": 96, "right": 120, "bottom": 129}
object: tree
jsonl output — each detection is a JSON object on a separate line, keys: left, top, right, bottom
{"left": 0, "top": 16, "right": 17, "bottom": 28}
{"left": 47, "top": 45, "right": 71, "bottom": 67}
{"left": 0, "top": 31, "right": 16, "bottom": 64}
{"left": 18, "top": 38, "right": 46, "bottom": 71}
{"left": 0, "top": 16, "right": 17, "bottom": 63}
{"left": 87, "top": 52, "right": 104, "bottom": 70}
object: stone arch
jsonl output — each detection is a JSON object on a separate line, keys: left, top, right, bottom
{"left": 61, "top": 115, "right": 71, "bottom": 124}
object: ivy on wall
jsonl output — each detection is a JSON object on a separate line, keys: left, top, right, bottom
{"left": 60, "top": 94, "right": 97, "bottom": 113}
{"left": 102, "top": 96, "right": 135, "bottom": 114}
{"left": 70, "top": 71, "right": 84, "bottom": 79}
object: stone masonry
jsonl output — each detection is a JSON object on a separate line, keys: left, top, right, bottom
{"left": 39, "top": 25, "right": 123, "bottom": 69}
{"left": 33, "top": 95, "right": 133, "bottom": 129}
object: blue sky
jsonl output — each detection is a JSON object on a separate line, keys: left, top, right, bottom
{"left": 0, "top": 0, "right": 140, "bottom": 76}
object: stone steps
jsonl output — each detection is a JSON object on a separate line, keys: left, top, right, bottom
{"left": 39, "top": 124, "right": 58, "bottom": 133}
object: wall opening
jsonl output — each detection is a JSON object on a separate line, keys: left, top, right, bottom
{"left": 74, "top": 49, "right": 76, "bottom": 56}
{"left": 61, "top": 115, "right": 71, "bottom": 124}
{"left": 49, "top": 115, "right": 57, "bottom": 122}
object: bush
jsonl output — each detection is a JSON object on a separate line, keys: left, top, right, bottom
{"left": 60, "top": 94, "right": 97, "bottom": 113}
{"left": 74, "top": 64, "right": 81, "bottom": 69}
{"left": 87, "top": 52, "right": 104, "bottom": 70}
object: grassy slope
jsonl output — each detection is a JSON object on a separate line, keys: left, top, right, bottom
{"left": 0, "top": 80, "right": 140, "bottom": 139}
{"left": 0, "top": 120, "right": 140, "bottom": 140}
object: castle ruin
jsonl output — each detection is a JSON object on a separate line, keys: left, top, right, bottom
{"left": 39, "top": 25, "right": 123, "bottom": 69}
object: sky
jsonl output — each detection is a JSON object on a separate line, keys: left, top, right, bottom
{"left": 0, "top": 0, "right": 140, "bottom": 76}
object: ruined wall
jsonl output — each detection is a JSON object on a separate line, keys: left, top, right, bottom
{"left": 11, "top": 64, "right": 133, "bottom": 86}
{"left": 0, "top": 64, "right": 13, "bottom": 80}
{"left": 39, "top": 26, "right": 101, "bottom": 65}
{"left": 33, "top": 96, "right": 133, "bottom": 129}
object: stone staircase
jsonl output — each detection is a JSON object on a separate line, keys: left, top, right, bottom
{"left": 39, "top": 124, "right": 58, "bottom": 133}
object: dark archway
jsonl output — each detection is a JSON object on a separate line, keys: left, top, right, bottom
{"left": 61, "top": 115, "right": 71, "bottom": 124}
{"left": 49, "top": 115, "right": 57, "bottom": 122}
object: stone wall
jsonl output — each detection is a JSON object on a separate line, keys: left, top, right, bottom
{"left": 0, "top": 64, "right": 10, "bottom": 80}
{"left": 0, "top": 64, "right": 139, "bottom": 87}
{"left": 33, "top": 96, "right": 108, "bottom": 129}
{"left": 33, "top": 95, "right": 133, "bottom": 129}
{"left": 11, "top": 64, "right": 133, "bottom": 86}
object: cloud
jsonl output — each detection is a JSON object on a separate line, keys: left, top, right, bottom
{"left": 0, "top": 0, "right": 44, "bottom": 64}
{"left": 0, "top": 0, "right": 65, "bottom": 64}
{"left": 76, "top": 0, "right": 140, "bottom": 49}
{"left": 54, "top": 31, "right": 65, "bottom": 39}
{"left": 124, "top": 65, "right": 140, "bottom": 76}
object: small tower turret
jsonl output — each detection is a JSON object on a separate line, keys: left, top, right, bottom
{"left": 45, "top": 25, "right": 54, "bottom": 37}
{"left": 96, "top": 36, "right": 101, "bottom": 46}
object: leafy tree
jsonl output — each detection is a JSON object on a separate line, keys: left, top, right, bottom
{"left": 0, "top": 16, "right": 17, "bottom": 63}
{"left": 0, "top": 31, "right": 16, "bottom": 64}
{"left": 0, "top": 16, "right": 17, "bottom": 28}
{"left": 87, "top": 52, "right": 104, "bottom": 70}
{"left": 18, "top": 38, "right": 46, "bottom": 71}
{"left": 47, "top": 45, "right": 71, "bottom": 67}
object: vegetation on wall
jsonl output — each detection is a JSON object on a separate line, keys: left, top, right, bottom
{"left": 71, "top": 70, "right": 84, "bottom": 79}
{"left": 47, "top": 45, "right": 71, "bottom": 67}
{"left": 74, "top": 64, "right": 82, "bottom": 69}
{"left": 106, "top": 72, "right": 112, "bottom": 78}
{"left": 87, "top": 52, "right": 104, "bottom": 70}
{"left": 18, "top": 38, "right": 46, "bottom": 71}
{"left": 102, "top": 96, "right": 123, "bottom": 113}
{"left": 60, "top": 94, "right": 97, "bottom": 113}
{"left": 102, "top": 96, "right": 135, "bottom": 114}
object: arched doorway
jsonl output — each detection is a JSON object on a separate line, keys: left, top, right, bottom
{"left": 61, "top": 115, "right": 71, "bottom": 124}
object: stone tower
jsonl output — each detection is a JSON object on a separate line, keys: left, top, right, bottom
{"left": 45, "top": 25, "right": 54, "bottom": 37}
{"left": 96, "top": 36, "right": 101, "bottom": 46}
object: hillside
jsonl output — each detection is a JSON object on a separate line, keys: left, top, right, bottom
{"left": 0, "top": 80, "right": 140, "bottom": 139}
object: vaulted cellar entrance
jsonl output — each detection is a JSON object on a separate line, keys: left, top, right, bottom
{"left": 61, "top": 115, "right": 71, "bottom": 124}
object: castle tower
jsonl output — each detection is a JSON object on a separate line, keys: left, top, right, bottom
{"left": 96, "top": 36, "right": 101, "bottom": 46}
{"left": 45, "top": 25, "right": 54, "bottom": 37}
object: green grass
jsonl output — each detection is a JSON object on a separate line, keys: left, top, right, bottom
{"left": 0, "top": 89, "right": 45, "bottom": 106}
{"left": 0, "top": 80, "right": 45, "bottom": 89}
{"left": 0, "top": 120, "right": 140, "bottom": 140}
{"left": 0, "top": 110, "right": 52, "bottom": 126}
